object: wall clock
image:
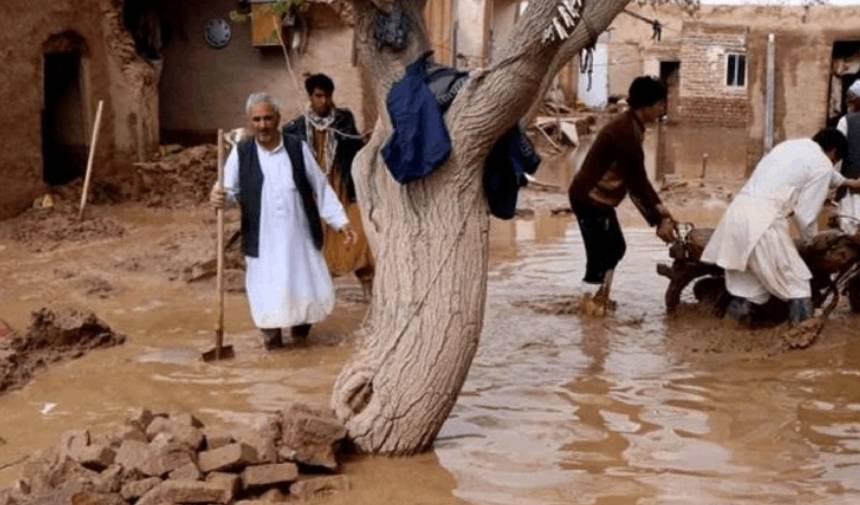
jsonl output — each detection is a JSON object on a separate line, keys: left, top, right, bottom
{"left": 204, "top": 17, "right": 232, "bottom": 49}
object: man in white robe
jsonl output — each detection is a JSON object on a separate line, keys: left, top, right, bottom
{"left": 701, "top": 129, "right": 860, "bottom": 324}
{"left": 211, "top": 92, "right": 356, "bottom": 349}
{"left": 836, "top": 80, "right": 860, "bottom": 234}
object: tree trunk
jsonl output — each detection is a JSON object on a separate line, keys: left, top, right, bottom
{"left": 332, "top": 0, "right": 633, "bottom": 455}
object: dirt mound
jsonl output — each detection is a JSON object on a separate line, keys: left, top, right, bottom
{"left": 0, "top": 405, "right": 350, "bottom": 505}
{"left": 134, "top": 145, "right": 218, "bottom": 208}
{"left": 0, "top": 208, "right": 127, "bottom": 253}
{"left": 0, "top": 308, "right": 125, "bottom": 394}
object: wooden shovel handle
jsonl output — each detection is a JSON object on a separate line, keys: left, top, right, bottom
{"left": 215, "top": 129, "right": 225, "bottom": 357}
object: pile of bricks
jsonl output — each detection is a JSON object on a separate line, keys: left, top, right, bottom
{"left": 0, "top": 403, "right": 350, "bottom": 504}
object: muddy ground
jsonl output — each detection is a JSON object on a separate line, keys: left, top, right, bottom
{"left": 1, "top": 146, "right": 860, "bottom": 504}
{"left": 0, "top": 308, "right": 125, "bottom": 394}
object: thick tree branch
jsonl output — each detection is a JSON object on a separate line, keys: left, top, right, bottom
{"left": 449, "top": 1, "right": 629, "bottom": 168}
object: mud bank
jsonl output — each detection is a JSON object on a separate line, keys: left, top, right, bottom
{"left": 133, "top": 145, "right": 218, "bottom": 209}
{"left": 0, "top": 207, "right": 127, "bottom": 254}
{"left": 0, "top": 404, "right": 349, "bottom": 505}
{"left": 0, "top": 308, "right": 124, "bottom": 395}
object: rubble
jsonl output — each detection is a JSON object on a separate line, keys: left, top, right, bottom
{"left": 0, "top": 308, "right": 125, "bottom": 395}
{"left": 132, "top": 145, "right": 218, "bottom": 208}
{"left": 0, "top": 205, "right": 128, "bottom": 253}
{"left": 0, "top": 404, "right": 349, "bottom": 504}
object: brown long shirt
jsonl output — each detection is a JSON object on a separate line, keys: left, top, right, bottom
{"left": 568, "top": 111, "right": 663, "bottom": 226}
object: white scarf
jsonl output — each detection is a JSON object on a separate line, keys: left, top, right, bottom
{"left": 304, "top": 106, "right": 338, "bottom": 175}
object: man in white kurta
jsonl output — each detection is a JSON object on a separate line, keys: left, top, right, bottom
{"left": 212, "top": 93, "right": 355, "bottom": 349}
{"left": 836, "top": 80, "right": 860, "bottom": 234}
{"left": 701, "top": 129, "right": 860, "bottom": 323}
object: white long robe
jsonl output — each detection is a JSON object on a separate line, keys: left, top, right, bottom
{"left": 837, "top": 116, "right": 860, "bottom": 234}
{"left": 224, "top": 140, "right": 349, "bottom": 328}
{"left": 701, "top": 139, "right": 844, "bottom": 303}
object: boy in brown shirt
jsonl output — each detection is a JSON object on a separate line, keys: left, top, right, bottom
{"left": 569, "top": 76, "right": 676, "bottom": 314}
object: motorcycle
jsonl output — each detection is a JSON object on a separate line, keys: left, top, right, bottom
{"left": 656, "top": 220, "right": 860, "bottom": 323}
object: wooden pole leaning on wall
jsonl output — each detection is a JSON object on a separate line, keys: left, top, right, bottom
{"left": 78, "top": 100, "right": 105, "bottom": 221}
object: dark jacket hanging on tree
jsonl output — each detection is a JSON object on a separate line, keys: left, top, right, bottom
{"left": 382, "top": 52, "right": 540, "bottom": 219}
{"left": 382, "top": 53, "right": 452, "bottom": 183}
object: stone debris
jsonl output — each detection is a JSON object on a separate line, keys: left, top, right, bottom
{"left": 0, "top": 308, "right": 126, "bottom": 395}
{"left": 279, "top": 403, "right": 347, "bottom": 470}
{"left": 290, "top": 475, "right": 351, "bottom": 500}
{"left": 241, "top": 463, "right": 298, "bottom": 489}
{"left": 0, "top": 403, "right": 348, "bottom": 504}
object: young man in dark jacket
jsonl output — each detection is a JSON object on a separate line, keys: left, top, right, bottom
{"left": 283, "top": 74, "right": 374, "bottom": 299}
{"left": 569, "top": 76, "right": 676, "bottom": 315}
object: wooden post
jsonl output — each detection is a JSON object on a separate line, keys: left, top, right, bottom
{"left": 78, "top": 100, "right": 105, "bottom": 221}
{"left": 215, "top": 129, "right": 226, "bottom": 360}
{"left": 764, "top": 33, "right": 776, "bottom": 153}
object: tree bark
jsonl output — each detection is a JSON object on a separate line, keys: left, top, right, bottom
{"left": 331, "top": 0, "right": 634, "bottom": 455}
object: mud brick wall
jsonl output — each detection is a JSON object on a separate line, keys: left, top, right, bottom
{"left": 0, "top": 0, "right": 159, "bottom": 219}
{"left": 677, "top": 23, "right": 749, "bottom": 127}
{"left": 157, "top": 0, "right": 368, "bottom": 145}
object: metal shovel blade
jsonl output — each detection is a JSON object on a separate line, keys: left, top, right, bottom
{"left": 201, "top": 344, "right": 235, "bottom": 362}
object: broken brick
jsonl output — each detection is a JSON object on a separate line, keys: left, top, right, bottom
{"left": 279, "top": 404, "right": 346, "bottom": 470}
{"left": 168, "top": 462, "right": 201, "bottom": 481}
{"left": 126, "top": 408, "right": 155, "bottom": 432}
{"left": 120, "top": 477, "right": 161, "bottom": 501}
{"left": 198, "top": 443, "right": 257, "bottom": 473}
{"left": 146, "top": 417, "right": 204, "bottom": 450}
{"left": 241, "top": 463, "right": 298, "bottom": 489}
{"left": 290, "top": 475, "right": 351, "bottom": 500}
{"left": 204, "top": 429, "right": 234, "bottom": 450}
{"left": 74, "top": 445, "right": 115, "bottom": 471}
{"left": 138, "top": 480, "right": 230, "bottom": 505}
{"left": 58, "top": 430, "right": 90, "bottom": 460}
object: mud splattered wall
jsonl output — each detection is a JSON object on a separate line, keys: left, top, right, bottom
{"left": 0, "top": 0, "right": 158, "bottom": 219}
{"left": 157, "top": 0, "right": 365, "bottom": 145}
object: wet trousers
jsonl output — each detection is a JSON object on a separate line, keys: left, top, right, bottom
{"left": 571, "top": 197, "right": 626, "bottom": 284}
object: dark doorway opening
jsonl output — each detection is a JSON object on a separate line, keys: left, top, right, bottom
{"left": 828, "top": 41, "right": 860, "bottom": 127}
{"left": 42, "top": 51, "right": 87, "bottom": 185}
{"left": 657, "top": 61, "right": 681, "bottom": 180}
{"left": 660, "top": 61, "right": 681, "bottom": 120}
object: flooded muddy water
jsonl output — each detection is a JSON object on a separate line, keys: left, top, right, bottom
{"left": 2, "top": 202, "right": 860, "bottom": 504}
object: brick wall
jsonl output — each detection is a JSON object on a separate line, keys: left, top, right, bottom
{"left": 678, "top": 22, "right": 749, "bottom": 127}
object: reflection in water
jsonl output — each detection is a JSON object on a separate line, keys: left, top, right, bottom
{"left": 437, "top": 218, "right": 860, "bottom": 505}
{"left": 2, "top": 209, "right": 860, "bottom": 504}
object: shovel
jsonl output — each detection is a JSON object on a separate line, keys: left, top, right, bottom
{"left": 202, "top": 129, "right": 235, "bottom": 362}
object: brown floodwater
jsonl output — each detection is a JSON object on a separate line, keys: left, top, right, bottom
{"left": 1, "top": 202, "right": 860, "bottom": 505}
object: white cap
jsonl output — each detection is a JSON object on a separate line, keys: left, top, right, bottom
{"left": 849, "top": 80, "right": 860, "bottom": 98}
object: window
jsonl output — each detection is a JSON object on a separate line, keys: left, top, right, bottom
{"left": 726, "top": 53, "right": 746, "bottom": 87}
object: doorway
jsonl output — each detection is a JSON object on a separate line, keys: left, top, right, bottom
{"left": 657, "top": 61, "right": 680, "bottom": 180}
{"left": 828, "top": 41, "right": 860, "bottom": 127}
{"left": 42, "top": 37, "right": 88, "bottom": 185}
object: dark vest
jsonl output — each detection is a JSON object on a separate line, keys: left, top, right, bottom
{"left": 237, "top": 134, "right": 324, "bottom": 258}
{"left": 844, "top": 112, "right": 860, "bottom": 179}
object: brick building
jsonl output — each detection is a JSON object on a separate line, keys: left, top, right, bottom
{"left": 602, "top": 3, "right": 860, "bottom": 181}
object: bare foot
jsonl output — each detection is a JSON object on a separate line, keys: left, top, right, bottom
{"left": 577, "top": 294, "right": 616, "bottom": 317}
